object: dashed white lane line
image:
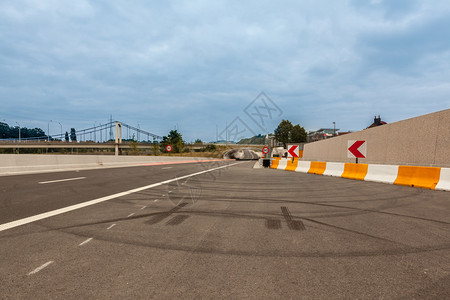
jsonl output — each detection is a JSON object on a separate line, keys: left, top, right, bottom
{"left": 38, "top": 177, "right": 86, "bottom": 184}
{"left": 161, "top": 167, "right": 173, "bottom": 170}
{"left": 28, "top": 261, "right": 54, "bottom": 275}
{"left": 79, "top": 238, "right": 93, "bottom": 246}
{"left": 107, "top": 224, "right": 116, "bottom": 230}
{"left": 0, "top": 162, "right": 243, "bottom": 232}
{"left": 154, "top": 199, "right": 158, "bottom": 202}
{"left": 127, "top": 213, "right": 135, "bottom": 218}
{"left": 141, "top": 206, "right": 147, "bottom": 210}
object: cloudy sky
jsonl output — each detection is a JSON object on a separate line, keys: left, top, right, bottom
{"left": 1, "top": 0, "right": 449, "bottom": 142}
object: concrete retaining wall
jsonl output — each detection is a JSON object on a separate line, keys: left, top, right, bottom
{"left": 0, "top": 154, "right": 221, "bottom": 176}
{"left": 303, "top": 109, "right": 450, "bottom": 167}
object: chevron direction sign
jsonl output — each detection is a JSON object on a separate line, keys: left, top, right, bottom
{"left": 287, "top": 145, "right": 299, "bottom": 158}
{"left": 347, "top": 140, "right": 367, "bottom": 158}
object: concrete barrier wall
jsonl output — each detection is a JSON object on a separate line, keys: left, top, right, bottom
{"left": 271, "top": 158, "right": 450, "bottom": 191}
{"left": 0, "top": 154, "right": 221, "bottom": 175}
{"left": 303, "top": 109, "right": 450, "bottom": 167}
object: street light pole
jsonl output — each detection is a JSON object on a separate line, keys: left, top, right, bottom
{"left": 48, "top": 120, "right": 52, "bottom": 141}
{"left": 333, "top": 122, "right": 336, "bottom": 136}
{"left": 58, "top": 122, "right": 62, "bottom": 141}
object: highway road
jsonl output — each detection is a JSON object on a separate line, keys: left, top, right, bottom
{"left": 1, "top": 160, "right": 450, "bottom": 299}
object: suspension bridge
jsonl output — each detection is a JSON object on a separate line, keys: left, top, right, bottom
{"left": 0, "top": 121, "right": 163, "bottom": 155}
{"left": 0, "top": 121, "right": 162, "bottom": 143}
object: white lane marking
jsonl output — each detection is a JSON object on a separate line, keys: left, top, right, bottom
{"left": 107, "top": 224, "right": 116, "bottom": 230}
{"left": 127, "top": 213, "right": 135, "bottom": 218}
{"left": 79, "top": 238, "right": 93, "bottom": 246}
{"left": 141, "top": 206, "right": 147, "bottom": 210}
{"left": 154, "top": 199, "right": 158, "bottom": 202}
{"left": 39, "top": 177, "right": 86, "bottom": 184}
{"left": 28, "top": 261, "right": 54, "bottom": 275}
{"left": 0, "top": 162, "right": 243, "bottom": 232}
{"left": 161, "top": 167, "right": 173, "bottom": 169}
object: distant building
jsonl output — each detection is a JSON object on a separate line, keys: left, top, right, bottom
{"left": 367, "top": 116, "right": 387, "bottom": 128}
{"left": 337, "top": 131, "right": 352, "bottom": 136}
{"left": 307, "top": 128, "right": 339, "bottom": 142}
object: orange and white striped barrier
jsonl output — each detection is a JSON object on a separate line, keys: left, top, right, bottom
{"left": 270, "top": 158, "right": 450, "bottom": 191}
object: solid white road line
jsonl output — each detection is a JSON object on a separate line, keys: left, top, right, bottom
{"left": 39, "top": 177, "right": 86, "bottom": 184}
{"left": 0, "top": 162, "right": 243, "bottom": 232}
{"left": 79, "top": 238, "right": 93, "bottom": 246}
{"left": 28, "top": 261, "right": 54, "bottom": 275}
{"left": 107, "top": 224, "right": 116, "bottom": 230}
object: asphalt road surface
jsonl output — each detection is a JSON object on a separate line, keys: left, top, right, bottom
{"left": 1, "top": 161, "right": 450, "bottom": 299}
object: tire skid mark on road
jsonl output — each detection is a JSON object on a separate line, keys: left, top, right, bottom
{"left": 281, "top": 206, "right": 306, "bottom": 231}
{"left": 28, "top": 261, "right": 54, "bottom": 275}
{"left": 266, "top": 219, "right": 282, "bottom": 230}
{"left": 301, "top": 216, "right": 418, "bottom": 249}
{"left": 166, "top": 215, "right": 189, "bottom": 226}
{"left": 146, "top": 202, "right": 188, "bottom": 225}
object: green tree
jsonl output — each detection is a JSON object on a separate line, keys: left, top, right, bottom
{"left": 161, "top": 130, "right": 184, "bottom": 153}
{"left": 274, "top": 120, "right": 293, "bottom": 147}
{"left": 65, "top": 132, "right": 69, "bottom": 142}
{"left": 291, "top": 124, "right": 307, "bottom": 143}
{"left": 0, "top": 122, "right": 9, "bottom": 139}
{"left": 274, "top": 120, "right": 307, "bottom": 147}
{"left": 70, "top": 128, "right": 77, "bottom": 142}
{"left": 194, "top": 139, "right": 203, "bottom": 144}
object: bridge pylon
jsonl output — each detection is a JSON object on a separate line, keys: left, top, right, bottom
{"left": 115, "top": 121, "right": 122, "bottom": 156}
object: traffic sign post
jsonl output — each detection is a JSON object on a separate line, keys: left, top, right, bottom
{"left": 262, "top": 146, "right": 270, "bottom": 167}
{"left": 347, "top": 140, "right": 366, "bottom": 163}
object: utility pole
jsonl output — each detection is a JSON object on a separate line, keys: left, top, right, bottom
{"left": 48, "top": 120, "right": 52, "bottom": 141}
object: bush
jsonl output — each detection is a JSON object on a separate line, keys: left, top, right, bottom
{"left": 203, "top": 144, "right": 216, "bottom": 152}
